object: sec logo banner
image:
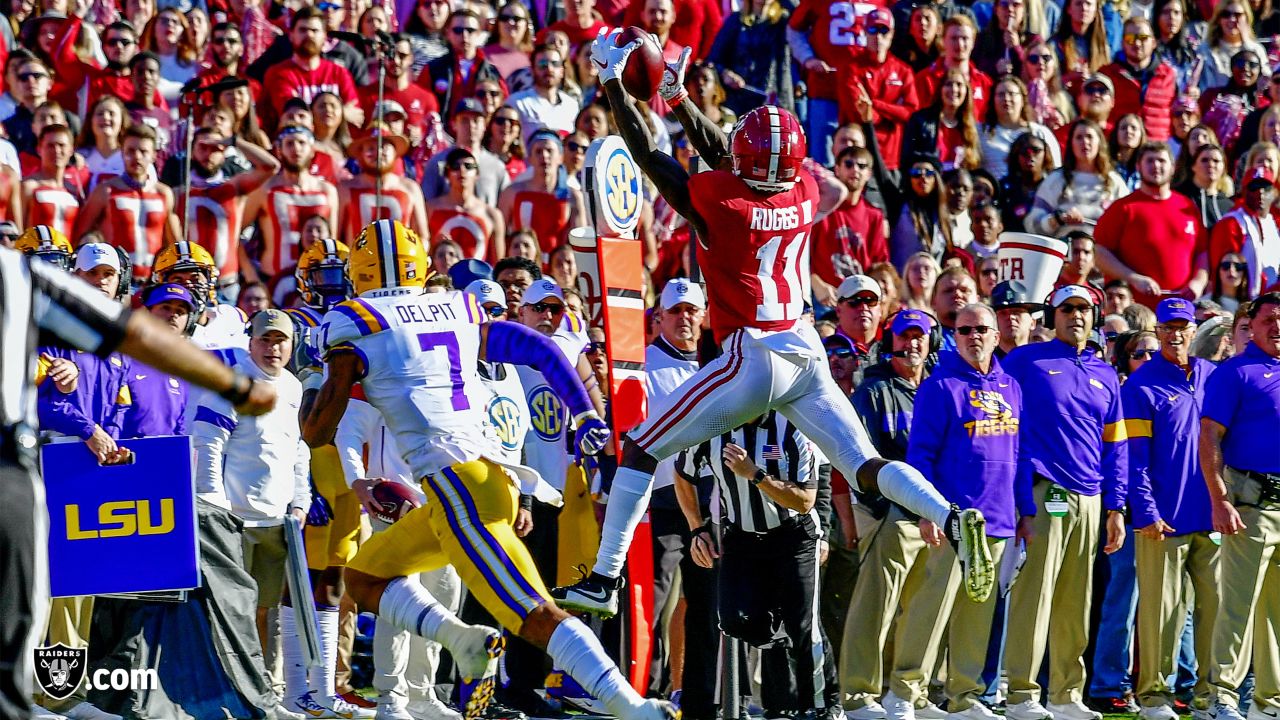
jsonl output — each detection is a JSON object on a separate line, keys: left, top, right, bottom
{"left": 586, "top": 137, "right": 641, "bottom": 238}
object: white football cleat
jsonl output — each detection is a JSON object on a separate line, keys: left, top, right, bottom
{"left": 1004, "top": 700, "right": 1055, "bottom": 720}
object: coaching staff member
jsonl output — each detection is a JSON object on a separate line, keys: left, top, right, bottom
{"left": 1200, "top": 292, "right": 1280, "bottom": 720}
{"left": 0, "top": 246, "right": 276, "bottom": 720}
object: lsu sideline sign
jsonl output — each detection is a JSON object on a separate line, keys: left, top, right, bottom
{"left": 42, "top": 435, "right": 199, "bottom": 598}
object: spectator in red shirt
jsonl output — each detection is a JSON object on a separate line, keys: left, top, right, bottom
{"left": 537, "top": 0, "right": 607, "bottom": 50}
{"left": 812, "top": 146, "right": 890, "bottom": 306}
{"left": 1094, "top": 142, "right": 1209, "bottom": 306}
{"left": 1054, "top": 73, "right": 1116, "bottom": 152}
{"left": 1210, "top": 166, "right": 1280, "bottom": 297}
{"left": 1101, "top": 17, "right": 1176, "bottom": 142}
{"left": 837, "top": 9, "right": 917, "bottom": 175}
{"left": 358, "top": 33, "right": 439, "bottom": 145}
{"left": 191, "top": 22, "right": 260, "bottom": 97}
{"left": 705, "top": 0, "right": 794, "bottom": 116}
{"left": 622, "top": 0, "right": 722, "bottom": 59}
{"left": 416, "top": 9, "right": 506, "bottom": 125}
{"left": 787, "top": 0, "right": 867, "bottom": 165}
{"left": 914, "top": 15, "right": 993, "bottom": 118}
{"left": 261, "top": 7, "right": 363, "bottom": 132}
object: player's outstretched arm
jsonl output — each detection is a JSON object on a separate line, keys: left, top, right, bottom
{"left": 302, "top": 351, "right": 361, "bottom": 447}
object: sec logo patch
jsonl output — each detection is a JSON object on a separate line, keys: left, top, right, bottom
{"left": 487, "top": 396, "right": 523, "bottom": 451}
{"left": 528, "top": 386, "right": 565, "bottom": 441}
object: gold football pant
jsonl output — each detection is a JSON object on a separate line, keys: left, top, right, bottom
{"left": 304, "top": 445, "right": 362, "bottom": 570}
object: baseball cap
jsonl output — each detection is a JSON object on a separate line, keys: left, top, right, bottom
{"left": 891, "top": 309, "right": 933, "bottom": 335}
{"left": 866, "top": 8, "right": 893, "bottom": 29}
{"left": 250, "top": 309, "right": 294, "bottom": 337}
{"left": 448, "top": 257, "right": 491, "bottom": 290}
{"left": 823, "top": 333, "right": 856, "bottom": 353}
{"left": 1049, "top": 284, "right": 1098, "bottom": 307}
{"left": 660, "top": 279, "right": 706, "bottom": 310}
{"left": 1156, "top": 297, "right": 1196, "bottom": 324}
{"left": 373, "top": 100, "right": 407, "bottom": 121}
{"left": 1246, "top": 166, "right": 1276, "bottom": 188}
{"left": 143, "top": 283, "right": 195, "bottom": 309}
{"left": 466, "top": 278, "right": 506, "bottom": 307}
{"left": 75, "top": 243, "right": 121, "bottom": 273}
{"left": 453, "top": 98, "right": 485, "bottom": 116}
{"left": 1082, "top": 74, "right": 1114, "bottom": 93}
{"left": 837, "top": 274, "right": 882, "bottom": 300}
{"left": 521, "top": 278, "right": 565, "bottom": 306}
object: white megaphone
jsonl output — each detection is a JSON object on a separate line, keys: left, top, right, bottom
{"left": 996, "top": 232, "right": 1070, "bottom": 304}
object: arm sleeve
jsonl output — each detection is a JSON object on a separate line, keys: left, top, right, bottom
{"left": 28, "top": 257, "right": 131, "bottom": 357}
{"left": 905, "top": 381, "right": 946, "bottom": 487}
{"left": 485, "top": 321, "right": 594, "bottom": 420}
{"left": 1122, "top": 380, "right": 1160, "bottom": 528}
{"left": 334, "top": 398, "right": 379, "bottom": 487}
{"left": 292, "top": 434, "right": 312, "bottom": 512}
{"left": 191, "top": 395, "right": 237, "bottom": 507}
{"left": 786, "top": 26, "right": 816, "bottom": 64}
{"left": 1101, "top": 374, "right": 1130, "bottom": 511}
{"left": 815, "top": 460, "right": 832, "bottom": 538}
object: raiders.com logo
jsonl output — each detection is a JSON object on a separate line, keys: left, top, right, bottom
{"left": 34, "top": 643, "right": 158, "bottom": 699}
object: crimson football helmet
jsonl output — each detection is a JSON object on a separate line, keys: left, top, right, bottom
{"left": 730, "top": 105, "right": 808, "bottom": 193}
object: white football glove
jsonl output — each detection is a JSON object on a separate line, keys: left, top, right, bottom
{"left": 657, "top": 45, "right": 692, "bottom": 105}
{"left": 590, "top": 26, "right": 642, "bottom": 85}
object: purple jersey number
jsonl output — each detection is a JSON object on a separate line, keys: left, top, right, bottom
{"left": 417, "top": 331, "right": 470, "bottom": 411}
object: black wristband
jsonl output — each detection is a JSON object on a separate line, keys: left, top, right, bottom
{"left": 752, "top": 468, "right": 768, "bottom": 486}
{"left": 691, "top": 523, "right": 712, "bottom": 540}
{"left": 219, "top": 373, "right": 253, "bottom": 405}
{"left": 519, "top": 494, "right": 533, "bottom": 511}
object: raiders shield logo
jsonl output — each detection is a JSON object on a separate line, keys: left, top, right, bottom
{"left": 34, "top": 643, "right": 86, "bottom": 700}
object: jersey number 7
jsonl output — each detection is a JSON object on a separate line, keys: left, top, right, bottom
{"left": 418, "top": 332, "right": 470, "bottom": 411}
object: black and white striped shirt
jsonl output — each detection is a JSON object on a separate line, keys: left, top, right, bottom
{"left": 0, "top": 247, "right": 130, "bottom": 429}
{"left": 677, "top": 411, "right": 816, "bottom": 534}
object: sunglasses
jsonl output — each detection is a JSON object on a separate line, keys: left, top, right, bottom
{"left": 105, "top": 36, "right": 136, "bottom": 46}
{"left": 827, "top": 347, "right": 854, "bottom": 358}
{"left": 212, "top": 35, "right": 241, "bottom": 45}
{"left": 1123, "top": 32, "right": 1153, "bottom": 43}
{"left": 530, "top": 302, "right": 565, "bottom": 314}
{"left": 566, "top": 141, "right": 587, "bottom": 152}
{"left": 1084, "top": 84, "right": 1110, "bottom": 96}
{"left": 317, "top": 1, "right": 342, "bottom": 10}
{"left": 1059, "top": 303, "right": 1093, "bottom": 314}
{"left": 492, "top": 116, "right": 520, "bottom": 126}
{"left": 841, "top": 159, "right": 872, "bottom": 170}
{"left": 447, "top": 161, "right": 479, "bottom": 171}
{"left": 1223, "top": 9, "right": 1246, "bottom": 17}
{"left": 981, "top": 268, "right": 1000, "bottom": 277}
{"left": 909, "top": 166, "right": 937, "bottom": 178}
{"left": 476, "top": 89, "right": 503, "bottom": 98}
{"left": 483, "top": 305, "right": 505, "bottom": 317}
{"left": 956, "top": 325, "right": 993, "bottom": 335}
{"left": 1027, "top": 52, "right": 1053, "bottom": 63}
{"left": 1104, "top": 331, "right": 1120, "bottom": 341}
{"left": 1132, "top": 348, "right": 1157, "bottom": 359}
{"left": 866, "top": 25, "right": 891, "bottom": 34}
{"left": 536, "top": 59, "right": 564, "bottom": 68}
{"left": 451, "top": 25, "right": 480, "bottom": 34}
{"left": 841, "top": 296, "right": 879, "bottom": 307}
{"left": 498, "top": 14, "right": 526, "bottom": 22}
{"left": 586, "top": 341, "right": 607, "bottom": 354}
{"left": 1221, "top": 260, "right": 1248, "bottom": 271}
{"left": 18, "top": 71, "right": 48, "bottom": 82}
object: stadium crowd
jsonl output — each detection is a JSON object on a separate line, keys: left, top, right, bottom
{"left": 5, "top": 0, "right": 1280, "bottom": 717}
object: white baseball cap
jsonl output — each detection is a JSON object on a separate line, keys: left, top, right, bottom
{"left": 75, "top": 243, "right": 121, "bottom": 273}
{"left": 466, "top": 279, "right": 505, "bottom": 308}
{"left": 1049, "top": 284, "right": 1098, "bottom": 307}
{"left": 521, "top": 278, "right": 565, "bottom": 306}
{"left": 660, "top": 279, "right": 706, "bottom": 310}
{"left": 837, "top": 274, "right": 881, "bottom": 300}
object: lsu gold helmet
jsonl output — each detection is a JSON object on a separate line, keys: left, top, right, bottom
{"left": 296, "top": 237, "right": 351, "bottom": 309}
{"left": 348, "top": 219, "right": 431, "bottom": 296}
{"left": 15, "top": 226, "right": 73, "bottom": 270}
{"left": 152, "top": 240, "right": 216, "bottom": 305}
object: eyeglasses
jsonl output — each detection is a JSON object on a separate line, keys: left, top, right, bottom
{"left": 956, "top": 325, "right": 993, "bottom": 335}
{"left": 1027, "top": 52, "right": 1053, "bottom": 63}
{"left": 18, "top": 71, "right": 49, "bottom": 82}
{"left": 530, "top": 302, "right": 565, "bottom": 314}
{"left": 1220, "top": 260, "right": 1248, "bottom": 271}
{"left": 866, "top": 25, "right": 891, "bottom": 34}
{"left": 841, "top": 296, "right": 879, "bottom": 307}
{"left": 1123, "top": 32, "right": 1153, "bottom": 43}
{"left": 536, "top": 59, "right": 564, "bottom": 68}
{"left": 451, "top": 25, "right": 480, "bottom": 35}
{"left": 827, "top": 347, "right": 854, "bottom": 358}
{"left": 498, "top": 14, "right": 526, "bottom": 23}
{"left": 586, "top": 341, "right": 607, "bottom": 354}
{"left": 105, "top": 36, "right": 136, "bottom": 46}
{"left": 447, "top": 160, "right": 478, "bottom": 171}
{"left": 1132, "top": 348, "right": 1157, "bottom": 359}
{"left": 909, "top": 166, "right": 937, "bottom": 178}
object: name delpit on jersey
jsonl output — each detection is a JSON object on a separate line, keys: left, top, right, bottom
{"left": 34, "top": 643, "right": 157, "bottom": 700}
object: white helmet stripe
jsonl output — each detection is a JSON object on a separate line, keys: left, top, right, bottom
{"left": 766, "top": 106, "right": 781, "bottom": 184}
{"left": 377, "top": 220, "right": 398, "bottom": 287}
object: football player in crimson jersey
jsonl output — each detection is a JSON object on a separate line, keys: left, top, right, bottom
{"left": 426, "top": 148, "right": 506, "bottom": 262}
{"left": 175, "top": 128, "right": 282, "bottom": 297}
{"left": 552, "top": 30, "right": 996, "bottom": 619}
{"left": 336, "top": 123, "right": 429, "bottom": 244}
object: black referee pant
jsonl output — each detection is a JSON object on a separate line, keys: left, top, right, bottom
{"left": 1, "top": 452, "right": 41, "bottom": 720}
{"left": 718, "top": 515, "right": 838, "bottom": 714}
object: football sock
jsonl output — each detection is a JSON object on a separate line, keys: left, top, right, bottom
{"left": 878, "top": 461, "right": 952, "bottom": 528}
{"left": 311, "top": 606, "right": 339, "bottom": 699}
{"left": 379, "top": 576, "right": 469, "bottom": 646}
{"left": 593, "top": 467, "right": 653, "bottom": 579}
{"left": 547, "top": 617, "right": 644, "bottom": 717}
{"left": 279, "top": 606, "right": 309, "bottom": 702}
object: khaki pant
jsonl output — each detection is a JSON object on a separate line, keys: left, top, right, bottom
{"left": 1006, "top": 481, "right": 1101, "bottom": 705}
{"left": 839, "top": 505, "right": 929, "bottom": 709}
{"left": 1135, "top": 532, "right": 1219, "bottom": 708}
{"left": 1209, "top": 497, "right": 1280, "bottom": 710}
{"left": 889, "top": 538, "right": 1007, "bottom": 711}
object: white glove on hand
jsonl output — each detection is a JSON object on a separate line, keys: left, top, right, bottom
{"left": 658, "top": 45, "right": 692, "bottom": 104}
{"left": 591, "top": 27, "right": 641, "bottom": 85}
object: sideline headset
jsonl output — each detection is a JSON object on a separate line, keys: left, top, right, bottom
{"left": 882, "top": 308, "right": 943, "bottom": 356}
{"left": 141, "top": 283, "right": 199, "bottom": 337}
{"left": 1043, "top": 284, "right": 1103, "bottom": 330}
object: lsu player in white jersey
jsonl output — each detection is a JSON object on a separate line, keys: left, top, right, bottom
{"left": 151, "top": 241, "right": 249, "bottom": 351}
{"left": 302, "top": 220, "right": 678, "bottom": 720}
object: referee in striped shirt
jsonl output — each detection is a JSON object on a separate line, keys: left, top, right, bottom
{"left": 0, "top": 246, "right": 275, "bottom": 720}
{"left": 675, "top": 409, "right": 839, "bottom": 719}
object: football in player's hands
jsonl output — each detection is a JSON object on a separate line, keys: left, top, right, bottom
{"left": 614, "top": 26, "right": 665, "bottom": 100}
{"left": 370, "top": 482, "right": 420, "bottom": 524}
